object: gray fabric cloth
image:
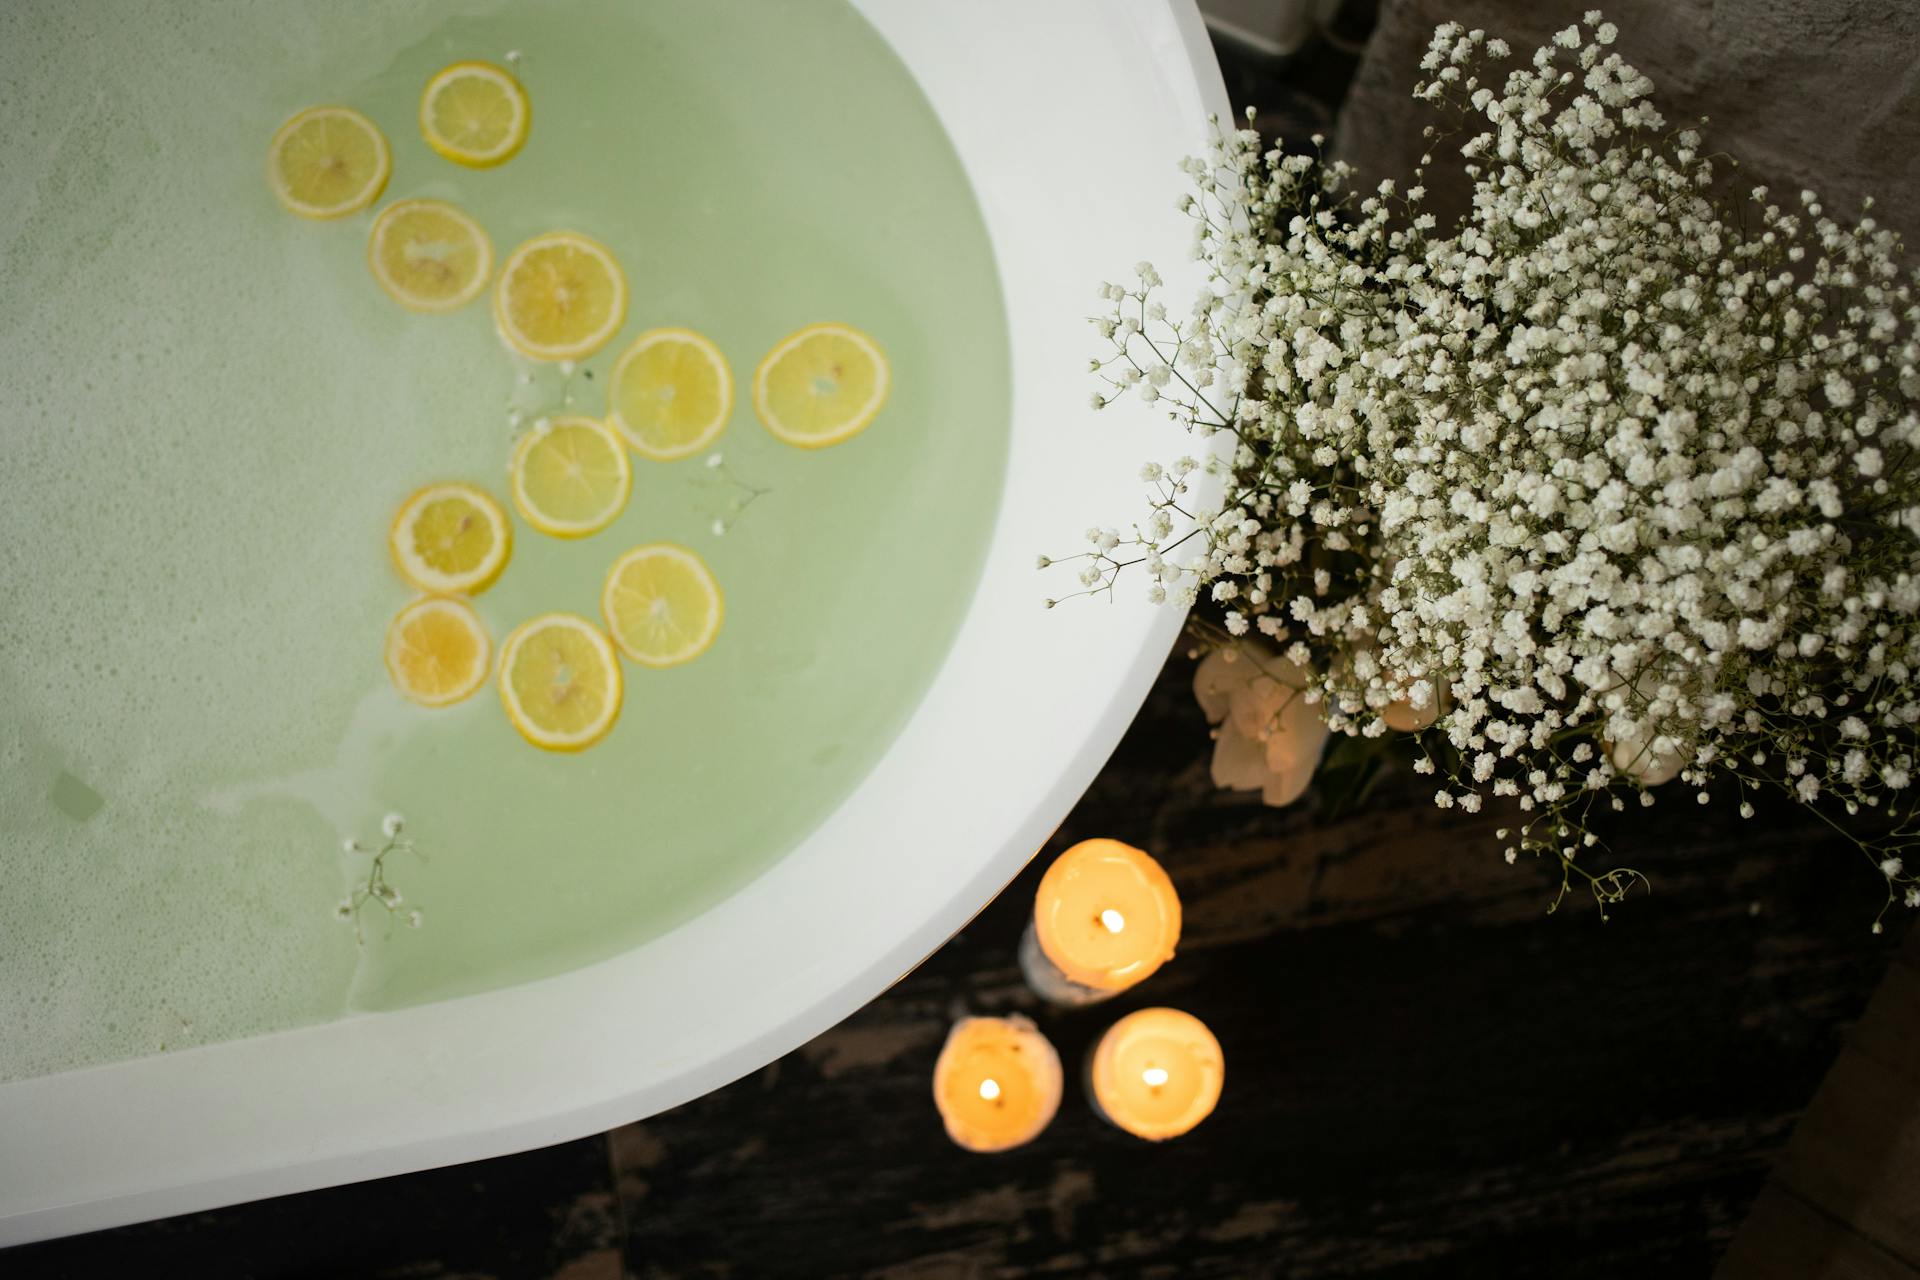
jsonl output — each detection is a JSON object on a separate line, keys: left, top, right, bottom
{"left": 1332, "top": 0, "right": 1920, "bottom": 232}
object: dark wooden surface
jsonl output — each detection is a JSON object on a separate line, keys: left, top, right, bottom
{"left": 7, "top": 641, "right": 1905, "bottom": 1279}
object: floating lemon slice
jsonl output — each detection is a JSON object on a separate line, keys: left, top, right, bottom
{"left": 385, "top": 597, "right": 491, "bottom": 707}
{"left": 601, "top": 543, "right": 724, "bottom": 668}
{"left": 494, "top": 231, "right": 627, "bottom": 363}
{"left": 367, "top": 199, "right": 494, "bottom": 313}
{"left": 420, "top": 61, "right": 530, "bottom": 168}
{"left": 510, "top": 416, "right": 632, "bottom": 538}
{"left": 389, "top": 483, "right": 512, "bottom": 596}
{"left": 267, "top": 106, "right": 391, "bottom": 220}
{"left": 753, "top": 323, "right": 890, "bottom": 449}
{"left": 607, "top": 328, "right": 734, "bottom": 461}
{"left": 498, "top": 613, "right": 623, "bottom": 752}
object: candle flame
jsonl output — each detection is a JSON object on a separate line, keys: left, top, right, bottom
{"left": 1142, "top": 1066, "right": 1170, "bottom": 1088}
{"left": 1099, "top": 908, "right": 1126, "bottom": 934}
{"left": 978, "top": 1078, "right": 1002, "bottom": 1102}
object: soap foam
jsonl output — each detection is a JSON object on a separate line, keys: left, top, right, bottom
{"left": 0, "top": 0, "right": 507, "bottom": 1079}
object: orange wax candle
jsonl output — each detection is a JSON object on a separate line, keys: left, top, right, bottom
{"left": 932, "top": 1015, "right": 1063, "bottom": 1153}
{"left": 1021, "top": 838, "right": 1181, "bottom": 1004}
{"left": 1087, "top": 1007, "right": 1224, "bottom": 1141}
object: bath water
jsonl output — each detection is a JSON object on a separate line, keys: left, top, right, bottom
{"left": 0, "top": 0, "right": 1009, "bottom": 1080}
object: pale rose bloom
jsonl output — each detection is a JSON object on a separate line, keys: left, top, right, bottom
{"left": 1333, "top": 628, "right": 1446, "bottom": 732}
{"left": 1604, "top": 666, "right": 1686, "bottom": 786}
{"left": 1193, "top": 643, "right": 1329, "bottom": 807}
{"left": 1607, "top": 733, "right": 1684, "bottom": 786}
{"left": 1381, "top": 675, "right": 1449, "bottom": 732}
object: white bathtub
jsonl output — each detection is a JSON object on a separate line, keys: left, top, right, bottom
{"left": 0, "top": 0, "right": 1229, "bottom": 1242}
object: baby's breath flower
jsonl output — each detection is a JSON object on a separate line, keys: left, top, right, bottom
{"left": 1048, "top": 11, "right": 1920, "bottom": 922}
{"left": 335, "top": 819, "right": 426, "bottom": 941}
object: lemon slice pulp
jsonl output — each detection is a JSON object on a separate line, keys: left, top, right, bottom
{"left": 420, "top": 61, "right": 530, "bottom": 168}
{"left": 385, "top": 597, "right": 492, "bottom": 707}
{"left": 368, "top": 199, "right": 494, "bottom": 312}
{"left": 601, "top": 543, "right": 725, "bottom": 668}
{"left": 494, "top": 231, "right": 628, "bottom": 363}
{"left": 498, "top": 613, "right": 624, "bottom": 751}
{"left": 753, "top": 323, "right": 890, "bottom": 449}
{"left": 510, "top": 416, "right": 632, "bottom": 538}
{"left": 267, "top": 106, "right": 390, "bottom": 220}
{"left": 389, "top": 482, "right": 512, "bottom": 595}
{"left": 607, "top": 328, "right": 734, "bottom": 461}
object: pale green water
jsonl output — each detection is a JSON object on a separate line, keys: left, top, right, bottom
{"left": 0, "top": 0, "right": 1009, "bottom": 1080}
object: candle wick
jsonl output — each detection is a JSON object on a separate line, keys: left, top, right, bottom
{"left": 978, "top": 1078, "right": 1002, "bottom": 1102}
{"left": 1142, "top": 1066, "right": 1170, "bottom": 1088}
{"left": 1099, "top": 908, "right": 1126, "bottom": 934}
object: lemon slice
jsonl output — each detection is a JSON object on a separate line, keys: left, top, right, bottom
{"left": 600, "top": 543, "right": 724, "bottom": 668}
{"left": 607, "top": 328, "right": 734, "bottom": 461}
{"left": 367, "top": 199, "right": 494, "bottom": 313}
{"left": 389, "top": 483, "right": 512, "bottom": 596}
{"left": 385, "top": 597, "right": 492, "bottom": 708}
{"left": 509, "top": 416, "right": 632, "bottom": 538}
{"left": 495, "top": 231, "right": 627, "bottom": 363}
{"left": 420, "top": 61, "right": 530, "bottom": 169}
{"left": 498, "top": 613, "right": 623, "bottom": 752}
{"left": 753, "top": 323, "right": 890, "bottom": 449}
{"left": 267, "top": 106, "right": 391, "bottom": 220}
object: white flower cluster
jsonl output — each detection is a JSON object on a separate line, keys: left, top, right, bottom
{"left": 334, "top": 811, "right": 425, "bottom": 941}
{"left": 1058, "top": 12, "right": 1920, "bottom": 922}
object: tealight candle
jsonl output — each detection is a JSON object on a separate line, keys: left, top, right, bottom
{"left": 932, "top": 1015, "right": 1063, "bottom": 1153}
{"left": 1087, "top": 1007, "right": 1224, "bottom": 1141}
{"left": 1019, "top": 838, "right": 1181, "bottom": 1004}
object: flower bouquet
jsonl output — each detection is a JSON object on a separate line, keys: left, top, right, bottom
{"left": 1054, "top": 11, "right": 1920, "bottom": 926}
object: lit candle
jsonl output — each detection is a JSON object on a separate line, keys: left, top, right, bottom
{"left": 1087, "top": 1007, "right": 1224, "bottom": 1141}
{"left": 931, "top": 1015, "right": 1063, "bottom": 1153}
{"left": 1019, "top": 838, "right": 1181, "bottom": 1004}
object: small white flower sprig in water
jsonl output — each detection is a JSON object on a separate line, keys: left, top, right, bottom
{"left": 696, "top": 452, "right": 771, "bottom": 538}
{"left": 335, "top": 812, "right": 425, "bottom": 943}
{"left": 504, "top": 360, "right": 594, "bottom": 438}
{"left": 1050, "top": 11, "right": 1920, "bottom": 926}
